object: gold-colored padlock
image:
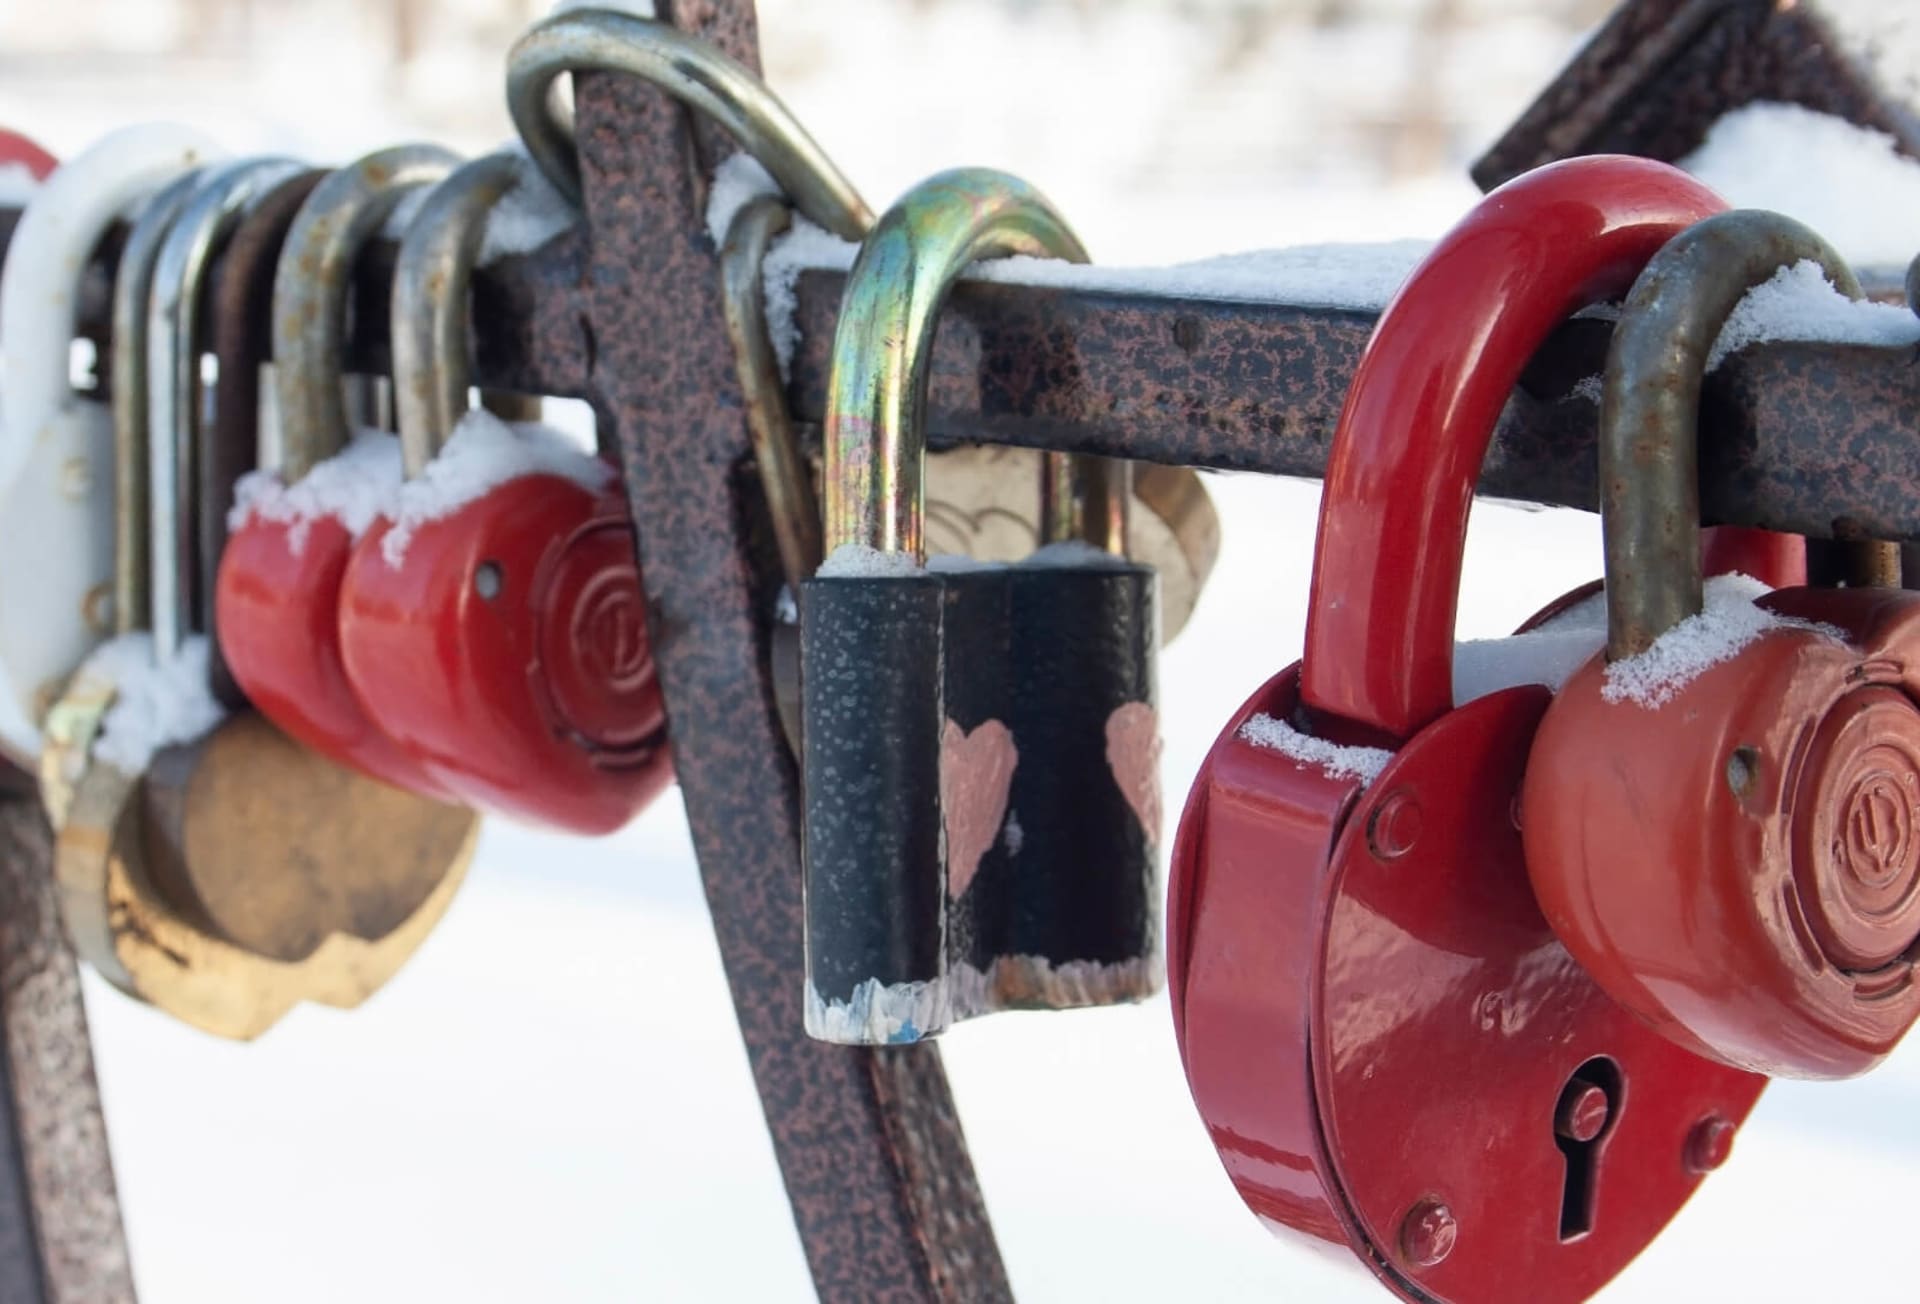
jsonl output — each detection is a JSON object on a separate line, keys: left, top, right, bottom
{"left": 42, "top": 155, "right": 474, "bottom": 1041}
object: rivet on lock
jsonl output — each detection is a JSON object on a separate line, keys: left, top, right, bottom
{"left": 43, "top": 157, "right": 473, "bottom": 1040}
{"left": 215, "top": 145, "right": 461, "bottom": 799}
{"left": 1166, "top": 156, "right": 1762, "bottom": 1303}
{"left": 803, "top": 168, "right": 1159, "bottom": 1045}
{"left": 1523, "top": 208, "right": 1920, "bottom": 1082}
{"left": 335, "top": 150, "right": 672, "bottom": 835}
{"left": 0, "top": 124, "right": 216, "bottom": 767}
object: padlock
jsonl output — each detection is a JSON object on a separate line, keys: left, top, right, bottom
{"left": 1522, "top": 209, "right": 1920, "bottom": 1082}
{"left": 0, "top": 125, "right": 218, "bottom": 766}
{"left": 42, "top": 156, "right": 473, "bottom": 1039}
{"left": 0, "top": 128, "right": 57, "bottom": 182}
{"left": 215, "top": 145, "right": 460, "bottom": 797}
{"left": 803, "top": 168, "right": 1159, "bottom": 1043}
{"left": 1166, "top": 157, "right": 1765, "bottom": 1303}
{"left": 334, "top": 151, "right": 671, "bottom": 834}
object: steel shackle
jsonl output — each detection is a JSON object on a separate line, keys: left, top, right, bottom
{"left": 1600, "top": 210, "right": 1864, "bottom": 658}
{"left": 148, "top": 157, "right": 306, "bottom": 656}
{"left": 505, "top": 8, "right": 870, "bottom": 239}
{"left": 273, "top": 144, "right": 461, "bottom": 481}
{"left": 823, "top": 167, "right": 1086, "bottom": 563}
{"left": 391, "top": 150, "right": 525, "bottom": 474}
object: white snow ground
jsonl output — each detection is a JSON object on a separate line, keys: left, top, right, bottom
{"left": 2, "top": 2, "right": 1915, "bottom": 1300}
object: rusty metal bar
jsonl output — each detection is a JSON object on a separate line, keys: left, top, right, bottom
{"left": 28, "top": 218, "right": 1920, "bottom": 542}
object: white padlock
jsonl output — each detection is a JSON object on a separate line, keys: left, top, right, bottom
{"left": 0, "top": 124, "right": 220, "bottom": 765}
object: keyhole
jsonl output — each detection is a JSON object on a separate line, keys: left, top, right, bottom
{"left": 1553, "top": 1057, "right": 1622, "bottom": 1242}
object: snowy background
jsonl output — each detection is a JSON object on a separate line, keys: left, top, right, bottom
{"left": 2, "top": 1, "right": 1917, "bottom": 1300}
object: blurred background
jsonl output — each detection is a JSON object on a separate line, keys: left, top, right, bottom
{"left": 2, "top": 2, "right": 1915, "bottom": 1300}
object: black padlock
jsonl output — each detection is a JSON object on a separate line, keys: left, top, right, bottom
{"left": 801, "top": 168, "right": 1162, "bottom": 1043}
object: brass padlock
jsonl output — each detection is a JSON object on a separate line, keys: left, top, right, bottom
{"left": 43, "top": 157, "right": 473, "bottom": 1040}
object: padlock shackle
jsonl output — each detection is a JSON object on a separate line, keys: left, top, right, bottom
{"left": 272, "top": 144, "right": 460, "bottom": 483}
{"left": 392, "top": 152, "right": 523, "bottom": 478}
{"left": 506, "top": 10, "right": 871, "bottom": 242}
{"left": 721, "top": 193, "right": 823, "bottom": 588}
{"left": 109, "top": 168, "right": 209, "bottom": 640}
{"left": 148, "top": 158, "right": 306, "bottom": 660}
{"left": 1298, "top": 155, "right": 1724, "bottom": 745}
{"left": 1601, "top": 211, "right": 1861, "bottom": 659}
{"left": 1, "top": 126, "right": 216, "bottom": 500}
{"left": 1040, "top": 452, "right": 1131, "bottom": 554}
{"left": 823, "top": 168, "right": 1087, "bottom": 561}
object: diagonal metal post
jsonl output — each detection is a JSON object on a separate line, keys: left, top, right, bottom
{"left": 569, "top": 2, "right": 1010, "bottom": 1298}
{"left": 0, "top": 795, "right": 136, "bottom": 1304}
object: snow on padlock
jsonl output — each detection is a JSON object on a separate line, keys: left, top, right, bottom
{"left": 0, "top": 124, "right": 216, "bottom": 768}
{"left": 1166, "top": 158, "right": 1764, "bottom": 1304}
{"left": 335, "top": 153, "right": 670, "bottom": 836}
{"left": 1522, "top": 209, "right": 1920, "bottom": 1083}
{"left": 216, "top": 144, "right": 462, "bottom": 799}
{"left": 802, "top": 169, "right": 1160, "bottom": 1046}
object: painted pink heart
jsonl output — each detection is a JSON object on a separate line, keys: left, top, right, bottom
{"left": 940, "top": 718, "right": 1019, "bottom": 899}
{"left": 1105, "top": 701, "right": 1163, "bottom": 845}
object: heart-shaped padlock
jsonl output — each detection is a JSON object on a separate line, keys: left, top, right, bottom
{"left": 215, "top": 145, "right": 460, "bottom": 797}
{"left": 1522, "top": 209, "right": 1920, "bottom": 1082}
{"left": 0, "top": 125, "right": 217, "bottom": 766}
{"left": 333, "top": 151, "right": 670, "bottom": 834}
{"left": 1167, "top": 157, "right": 1764, "bottom": 1304}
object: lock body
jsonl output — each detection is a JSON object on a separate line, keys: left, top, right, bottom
{"left": 1171, "top": 666, "right": 1764, "bottom": 1303}
{"left": 338, "top": 476, "right": 672, "bottom": 834}
{"left": 219, "top": 515, "right": 457, "bottom": 798}
{"left": 1523, "top": 585, "right": 1920, "bottom": 1079}
{"left": 997, "top": 560, "right": 1159, "bottom": 987}
{"left": 801, "top": 559, "right": 1161, "bottom": 1043}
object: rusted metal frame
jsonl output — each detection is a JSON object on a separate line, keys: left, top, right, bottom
{"left": 0, "top": 797, "right": 136, "bottom": 1304}
{"left": 563, "top": 2, "right": 1009, "bottom": 1300}
{"left": 29, "top": 219, "right": 1920, "bottom": 542}
{"left": 1475, "top": 0, "right": 1920, "bottom": 190}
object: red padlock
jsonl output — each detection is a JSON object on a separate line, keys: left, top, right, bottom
{"left": 1523, "top": 209, "right": 1920, "bottom": 1082}
{"left": 1167, "top": 157, "right": 1764, "bottom": 1304}
{"left": 0, "top": 129, "right": 57, "bottom": 183}
{"left": 336, "top": 153, "right": 670, "bottom": 834}
{"left": 216, "top": 146, "right": 460, "bottom": 799}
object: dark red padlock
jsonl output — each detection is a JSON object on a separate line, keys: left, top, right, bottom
{"left": 1167, "top": 157, "right": 1764, "bottom": 1304}
{"left": 0, "top": 128, "right": 57, "bottom": 182}
{"left": 336, "top": 153, "right": 670, "bottom": 834}
{"left": 1523, "top": 209, "right": 1920, "bottom": 1082}
{"left": 216, "top": 145, "right": 460, "bottom": 799}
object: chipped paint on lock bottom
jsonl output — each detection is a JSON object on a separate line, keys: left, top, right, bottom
{"left": 805, "top": 953, "right": 1162, "bottom": 1045}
